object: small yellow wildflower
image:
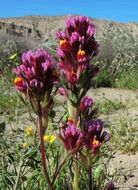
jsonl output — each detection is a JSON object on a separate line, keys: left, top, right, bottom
{"left": 25, "top": 127, "right": 33, "bottom": 136}
{"left": 49, "top": 135, "right": 56, "bottom": 143}
{"left": 23, "top": 142, "right": 29, "bottom": 149}
{"left": 43, "top": 135, "right": 49, "bottom": 142}
{"left": 43, "top": 134, "right": 56, "bottom": 143}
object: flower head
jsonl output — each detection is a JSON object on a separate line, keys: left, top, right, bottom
{"left": 59, "top": 125, "right": 83, "bottom": 153}
{"left": 23, "top": 142, "right": 29, "bottom": 149}
{"left": 43, "top": 134, "right": 56, "bottom": 143}
{"left": 82, "top": 119, "right": 110, "bottom": 158}
{"left": 80, "top": 96, "right": 93, "bottom": 112}
{"left": 56, "top": 16, "right": 99, "bottom": 85}
{"left": 103, "top": 181, "right": 115, "bottom": 190}
{"left": 13, "top": 49, "right": 58, "bottom": 97}
{"left": 25, "top": 127, "right": 33, "bottom": 136}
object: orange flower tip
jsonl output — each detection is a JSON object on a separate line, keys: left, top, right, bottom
{"left": 68, "top": 117, "right": 73, "bottom": 123}
{"left": 60, "top": 39, "right": 67, "bottom": 45}
{"left": 92, "top": 139, "right": 100, "bottom": 146}
{"left": 77, "top": 50, "right": 86, "bottom": 56}
{"left": 14, "top": 77, "right": 23, "bottom": 85}
{"left": 68, "top": 117, "right": 72, "bottom": 121}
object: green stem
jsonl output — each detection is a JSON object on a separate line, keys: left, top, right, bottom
{"left": 74, "top": 110, "right": 79, "bottom": 126}
{"left": 14, "top": 159, "right": 23, "bottom": 190}
{"left": 38, "top": 100, "right": 54, "bottom": 190}
{"left": 52, "top": 154, "right": 71, "bottom": 185}
{"left": 73, "top": 105, "right": 80, "bottom": 190}
{"left": 88, "top": 166, "right": 92, "bottom": 190}
{"left": 73, "top": 160, "right": 80, "bottom": 190}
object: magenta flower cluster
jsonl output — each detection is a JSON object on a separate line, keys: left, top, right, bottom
{"left": 56, "top": 16, "right": 99, "bottom": 85}
{"left": 80, "top": 96, "right": 93, "bottom": 112}
{"left": 59, "top": 125, "right": 83, "bottom": 153}
{"left": 59, "top": 119, "right": 110, "bottom": 158}
{"left": 83, "top": 119, "right": 110, "bottom": 158}
{"left": 14, "top": 49, "right": 58, "bottom": 97}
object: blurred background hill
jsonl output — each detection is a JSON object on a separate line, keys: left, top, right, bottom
{"left": 0, "top": 15, "right": 138, "bottom": 88}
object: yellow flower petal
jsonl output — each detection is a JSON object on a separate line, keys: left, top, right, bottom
{"left": 49, "top": 135, "right": 56, "bottom": 143}
{"left": 43, "top": 134, "right": 56, "bottom": 143}
{"left": 43, "top": 135, "right": 50, "bottom": 142}
{"left": 25, "top": 127, "right": 33, "bottom": 136}
{"left": 23, "top": 142, "right": 29, "bottom": 149}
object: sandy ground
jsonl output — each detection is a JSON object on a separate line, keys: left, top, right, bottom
{"left": 110, "top": 152, "right": 138, "bottom": 190}
{"left": 88, "top": 88, "right": 138, "bottom": 190}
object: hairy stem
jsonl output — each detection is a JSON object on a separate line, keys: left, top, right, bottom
{"left": 52, "top": 154, "right": 71, "bottom": 185}
{"left": 38, "top": 100, "right": 54, "bottom": 190}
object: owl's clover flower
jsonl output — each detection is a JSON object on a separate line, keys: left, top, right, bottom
{"left": 80, "top": 96, "right": 93, "bottom": 112}
{"left": 83, "top": 119, "right": 110, "bottom": 158}
{"left": 56, "top": 16, "right": 99, "bottom": 85}
{"left": 59, "top": 125, "right": 83, "bottom": 153}
{"left": 13, "top": 49, "right": 58, "bottom": 98}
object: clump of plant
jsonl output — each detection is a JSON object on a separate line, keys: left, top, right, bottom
{"left": 115, "top": 66, "right": 138, "bottom": 89}
{"left": 95, "top": 28, "right": 138, "bottom": 88}
{"left": 110, "top": 116, "right": 138, "bottom": 153}
{"left": 95, "top": 99, "right": 126, "bottom": 115}
{"left": 11, "top": 16, "right": 115, "bottom": 190}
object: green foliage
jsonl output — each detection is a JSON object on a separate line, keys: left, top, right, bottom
{"left": 0, "top": 77, "right": 25, "bottom": 122}
{"left": 110, "top": 117, "right": 138, "bottom": 153}
{"left": 95, "top": 98, "right": 126, "bottom": 115}
{"left": 94, "top": 28, "right": 138, "bottom": 88}
{"left": 115, "top": 67, "right": 138, "bottom": 89}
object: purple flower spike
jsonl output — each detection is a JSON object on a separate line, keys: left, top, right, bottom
{"left": 13, "top": 49, "right": 58, "bottom": 97}
{"left": 82, "top": 119, "right": 110, "bottom": 158}
{"left": 59, "top": 125, "right": 83, "bottom": 153}
{"left": 80, "top": 96, "right": 93, "bottom": 112}
{"left": 103, "top": 181, "right": 115, "bottom": 190}
{"left": 56, "top": 31, "right": 67, "bottom": 40}
{"left": 56, "top": 15, "right": 100, "bottom": 85}
{"left": 66, "top": 16, "right": 76, "bottom": 34}
{"left": 87, "top": 24, "right": 96, "bottom": 37}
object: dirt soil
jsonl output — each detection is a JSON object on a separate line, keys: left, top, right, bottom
{"left": 88, "top": 88, "right": 138, "bottom": 190}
